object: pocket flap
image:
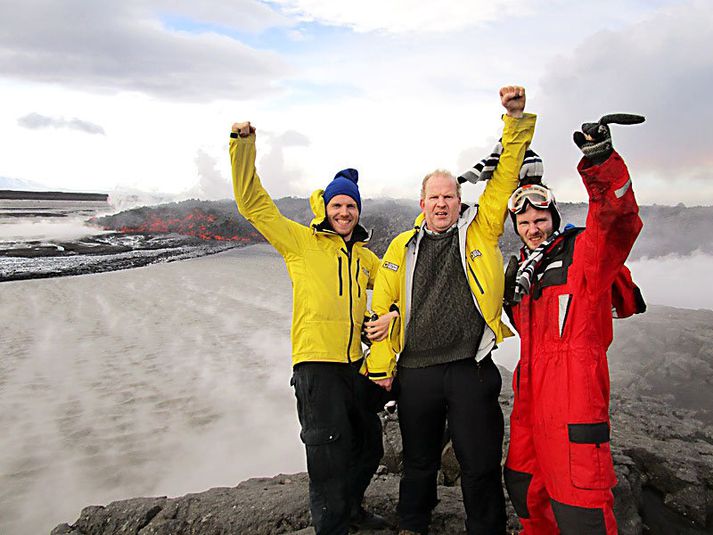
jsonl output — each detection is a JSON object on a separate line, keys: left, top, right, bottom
{"left": 300, "top": 428, "right": 340, "bottom": 446}
{"left": 568, "top": 422, "right": 610, "bottom": 445}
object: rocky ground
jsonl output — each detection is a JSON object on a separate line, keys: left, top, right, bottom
{"left": 0, "top": 233, "right": 238, "bottom": 282}
{"left": 52, "top": 362, "right": 713, "bottom": 535}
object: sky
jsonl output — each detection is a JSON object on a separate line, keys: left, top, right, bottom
{"left": 1, "top": 0, "right": 712, "bottom": 205}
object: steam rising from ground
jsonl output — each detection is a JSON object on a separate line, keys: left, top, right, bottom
{"left": 627, "top": 251, "right": 713, "bottom": 311}
{"left": 0, "top": 219, "right": 105, "bottom": 242}
{"left": 2, "top": 246, "right": 712, "bottom": 533}
{"left": 0, "top": 245, "right": 302, "bottom": 534}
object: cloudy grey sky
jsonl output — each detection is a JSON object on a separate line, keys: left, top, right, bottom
{"left": 1, "top": 0, "right": 710, "bottom": 205}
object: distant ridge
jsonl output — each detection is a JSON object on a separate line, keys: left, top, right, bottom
{"left": 0, "top": 190, "right": 108, "bottom": 202}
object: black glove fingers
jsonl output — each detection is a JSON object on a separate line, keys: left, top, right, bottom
{"left": 574, "top": 120, "right": 613, "bottom": 165}
{"left": 595, "top": 123, "right": 611, "bottom": 141}
{"left": 573, "top": 131, "right": 587, "bottom": 148}
{"left": 581, "top": 122, "right": 599, "bottom": 135}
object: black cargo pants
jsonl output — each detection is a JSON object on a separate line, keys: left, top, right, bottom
{"left": 291, "top": 360, "right": 384, "bottom": 535}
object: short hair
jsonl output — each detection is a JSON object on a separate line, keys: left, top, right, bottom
{"left": 420, "top": 169, "right": 462, "bottom": 200}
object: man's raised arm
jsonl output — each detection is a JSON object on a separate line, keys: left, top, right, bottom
{"left": 230, "top": 121, "right": 306, "bottom": 257}
{"left": 574, "top": 117, "right": 644, "bottom": 294}
{"left": 476, "top": 87, "right": 537, "bottom": 238}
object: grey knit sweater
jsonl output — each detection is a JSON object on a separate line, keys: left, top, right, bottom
{"left": 399, "top": 226, "right": 485, "bottom": 368}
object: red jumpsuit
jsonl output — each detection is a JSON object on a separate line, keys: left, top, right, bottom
{"left": 504, "top": 152, "right": 643, "bottom": 534}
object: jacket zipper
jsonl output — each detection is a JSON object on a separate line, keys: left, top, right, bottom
{"left": 356, "top": 258, "right": 361, "bottom": 298}
{"left": 337, "top": 256, "right": 343, "bottom": 296}
{"left": 468, "top": 264, "right": 485, "bottom": 294}
{"left": 342, "top": 248, "right": 355, "bottom": 363}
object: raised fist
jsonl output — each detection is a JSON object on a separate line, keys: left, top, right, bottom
{"left": 231, "top": 121, "right": 255, "bottom": 138}
{"left": 500, "top": 86, "right": 526, "bottom": 118}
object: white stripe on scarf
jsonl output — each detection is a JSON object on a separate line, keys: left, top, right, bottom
{"left": 458, "top": 141, "right": 544, "bottom": 184}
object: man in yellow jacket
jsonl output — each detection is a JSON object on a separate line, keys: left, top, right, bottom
{"left": 230, "top": 122, "right": 394, "bottom": 535}
{"left": 364, "top": 87, "right": 536, "bottom": 535}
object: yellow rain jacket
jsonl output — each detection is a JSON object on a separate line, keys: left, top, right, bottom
{"left": 367, "top": 113, "right": 537, "bottom": 380}
{"left": 230, "top": 134, "right": 380, "bottom": 366}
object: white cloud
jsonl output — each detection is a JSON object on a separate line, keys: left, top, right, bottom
{"left": 0, "top": 0, "right": 290, "bottom": 100}
{"left": 532, "top": 0, "right": 713, "bottom": 204}
{"left": 17, "top": 113, "right": 105, "bottom": 135}
{"left": 0, "top": 0, "right": 707, "bottom": 208}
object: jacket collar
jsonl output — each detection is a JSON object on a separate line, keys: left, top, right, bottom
{"left": 407, "top": 202, "right": 476, "bottom": 246}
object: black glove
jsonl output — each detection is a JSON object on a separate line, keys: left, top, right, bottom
{"left": 573, "top": 122, "right": 612, "bottom": 165}
{"left": 573, "top": 113, "right": 645, "bottom": 166}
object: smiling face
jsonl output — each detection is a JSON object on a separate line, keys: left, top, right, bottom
{"left": 326, "top": 194, "right": 359, "bottom": 241}
{"left": 420, "top": 172, "right": 461, "bottom": 233}
{"left": 515, "top": 204, "right": 555, "bottom": 250}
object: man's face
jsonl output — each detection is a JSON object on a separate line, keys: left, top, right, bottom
{"left": 515, "top": 204, "right": 554, "bottom": 250}
{"left": 326, "top": 194, "right": 359, "bottom": 240}
{"left": 420, "top": 174, "right": 461, "bottom": 233}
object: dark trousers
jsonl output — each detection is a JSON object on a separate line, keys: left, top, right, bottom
{"left": 397, "top": 356, "right": 506, "bottom": 535}
{"left": 291, "top": 361, "right": 384, "bottom": 535}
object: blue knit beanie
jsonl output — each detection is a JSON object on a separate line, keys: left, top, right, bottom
{"left": 323, "top": 168, "right": 361, "bottom": 212}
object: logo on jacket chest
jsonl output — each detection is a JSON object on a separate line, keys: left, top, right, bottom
{"left": 383, "top": 261, "right": 399, "bottom": 272}
{"left": 362, "top": 266, "right": 371, "bottom": 278}
{"left": 469, "top": 249, "right": 482, "bottom": 261}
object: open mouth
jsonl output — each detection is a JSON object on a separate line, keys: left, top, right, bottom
{"left": 333, "top": 219, "right": 353, "bottom": 229}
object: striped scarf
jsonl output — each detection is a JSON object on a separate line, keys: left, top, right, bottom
{"left": 512, "top": 230, "right": 561, "bottom": 303}
{"left": 458, "top": 141, "right": 543, "bottom": 184}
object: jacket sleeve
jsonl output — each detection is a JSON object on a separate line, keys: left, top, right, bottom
{"left": 475, "top": 113, "right": 537, "bottom": 239}
{"left": 230, "top": 134, "right": 308, "bottom": 257}
{"left": 365, "top": 248, "right": 380, "bottom": 291}
{"left": 577, "top": 151, "right": 643, "bottom": 295}
{"left": 365, "top": 239, "right": 403, "bottom": 380}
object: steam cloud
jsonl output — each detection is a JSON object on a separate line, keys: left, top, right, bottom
{"left": 185, "top": 149, "right": 231, "bottom": 201}
{"left": 258, "top": 130, "right": 311, "bottom": 197}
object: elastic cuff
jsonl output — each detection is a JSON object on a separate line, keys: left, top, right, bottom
{"left": 368, "top": 371, "right": 389, "bottom": 379}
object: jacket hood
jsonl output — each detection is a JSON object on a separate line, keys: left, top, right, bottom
{"left": 309, "top": 188, "right": 370, "bottom": 243}
{"left": 309, "top": 188, "right": 328, "bottom": 228}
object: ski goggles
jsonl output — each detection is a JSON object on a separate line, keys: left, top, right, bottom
{"left": 507, "top": 184, "right": 555, "bottom": 214}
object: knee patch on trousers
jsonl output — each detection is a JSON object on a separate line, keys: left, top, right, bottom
{"left": 550, "top": 499, "right": 606, "bottom": 535}
{"left": 503, "top": 467, "right": 532, "bottom": 519}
